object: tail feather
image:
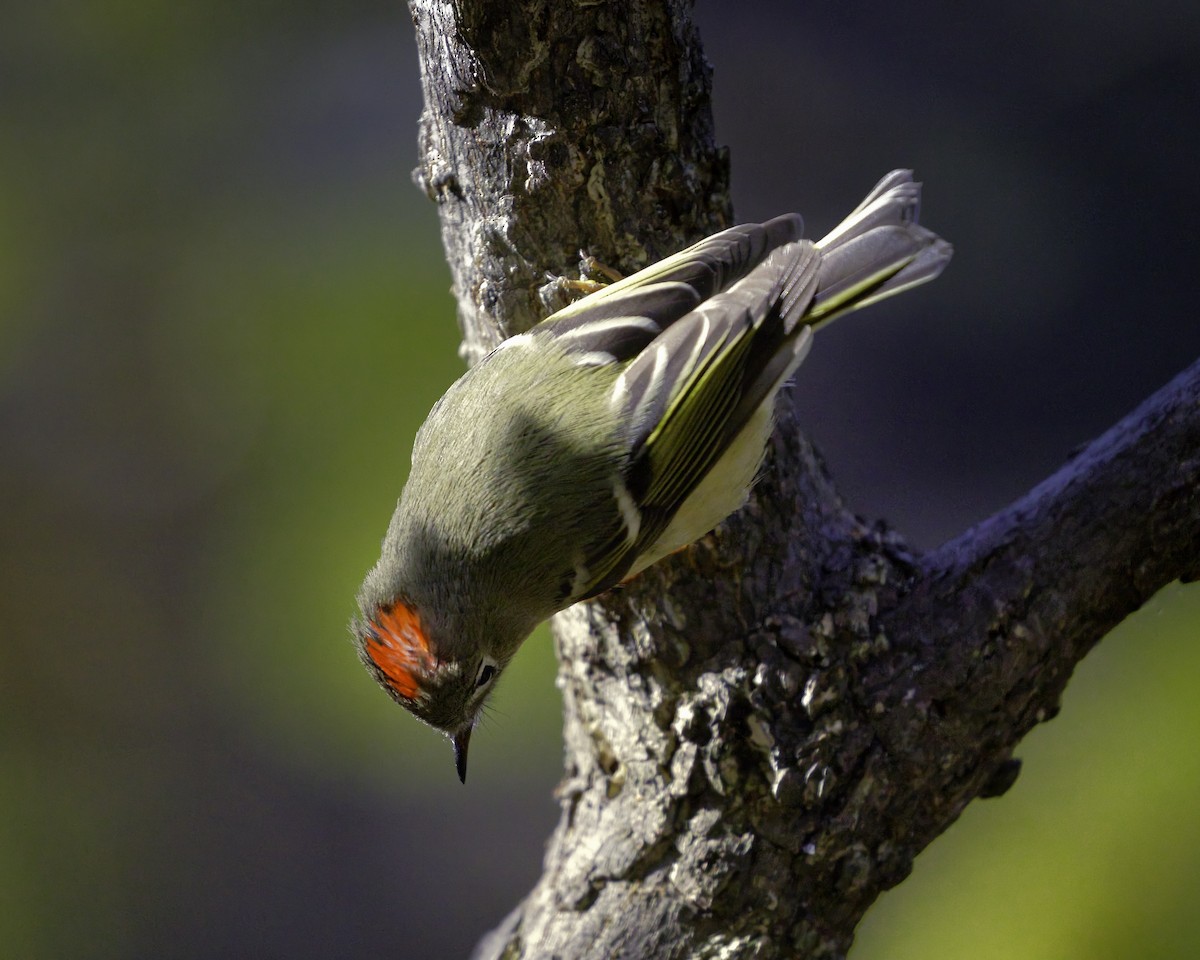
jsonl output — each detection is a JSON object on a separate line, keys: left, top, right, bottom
{"left": 851, "top": 230, "right": 953, "bottom": 311}
{"left": 807, "top": 170, "right": 951, "bottom": 330}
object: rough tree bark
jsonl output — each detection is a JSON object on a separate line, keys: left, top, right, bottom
{"left": 406, "top": 1, "right": 1200, "bottom": 957}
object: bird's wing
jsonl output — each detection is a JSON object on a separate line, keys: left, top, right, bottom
{"left": 622, "top": 243, "right": 818, "bottom": 518}
{"left": 536, "top": 215, "right": 804, "bottom": 364}
{"left": 574, "top": 240, "right": 821, "bottom": 601}
{"left": 570, "top": 170, "right": 953, "bottom": 601}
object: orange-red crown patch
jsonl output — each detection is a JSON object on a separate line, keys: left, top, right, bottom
{"left": 365, "top": 602, "right": 433, "bottom": 701}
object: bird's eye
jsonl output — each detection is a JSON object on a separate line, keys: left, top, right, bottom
{"left": 475, "top": 660, "right": 498, "bottom": 689}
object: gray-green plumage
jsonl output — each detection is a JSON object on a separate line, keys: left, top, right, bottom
{"left": 354, "top": 170, "right": 952, "bottom": 781}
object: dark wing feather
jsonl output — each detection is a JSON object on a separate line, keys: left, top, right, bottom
{"left": 620, "top": 242, "right": 819, "bottom": 471}
{"left": 574, "top": 171, "right": 953, "bottom": 601}
{"left": 571, "top": 241, "right": 821, "bottom": 601}
{"left": 537, "top": 216, "right": 804, "bottom": 363}
{"left": 537, "top": 283, "right": 700, "bottom": 361}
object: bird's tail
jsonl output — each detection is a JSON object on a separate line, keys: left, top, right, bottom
{"left": 805, "top": 170, "right": 952, "bottom": 331}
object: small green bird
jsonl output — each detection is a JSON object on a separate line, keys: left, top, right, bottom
{"left": 353, "top": 170, "right": 951, "bottom": 781}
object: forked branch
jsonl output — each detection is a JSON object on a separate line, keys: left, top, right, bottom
{"left": 406, "top": 1, "right": 1200, "bottom": 956}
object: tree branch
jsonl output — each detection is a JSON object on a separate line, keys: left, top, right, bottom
{"left": 407, "top": 1, "right": 1200, "bottom": 957}
{"left": 410, "top": 0, "right": 729, "bottom": 365}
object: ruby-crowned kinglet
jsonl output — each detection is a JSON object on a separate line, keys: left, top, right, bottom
{"left": 353, "top": 170, "right": 951, "bottom": 782}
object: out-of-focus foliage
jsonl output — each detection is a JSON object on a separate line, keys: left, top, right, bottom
{"left": 2, "top": 0, "right": 1197, "bottom": 957}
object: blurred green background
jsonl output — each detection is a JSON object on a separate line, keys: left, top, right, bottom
{"left": 2, "top": 1, "right": 1198, "bottom": 957}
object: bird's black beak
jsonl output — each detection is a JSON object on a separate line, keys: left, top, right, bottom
{"left": 452, "top": 726, "right": 472, "bottom": 784}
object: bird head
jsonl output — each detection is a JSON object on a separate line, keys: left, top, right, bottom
{"left": 353, "top": 599, "right": 504, "bottom": 782}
